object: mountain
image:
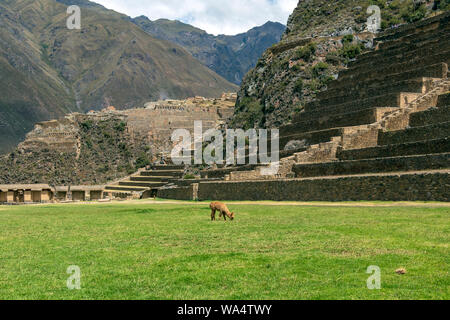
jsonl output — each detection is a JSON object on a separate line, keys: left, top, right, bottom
{"left": 132, "top": 17, "right": 286, "bottom": 84}
{"left": 231, "top": 0, "right": 448, "bottom": 129}
{"left": 0, "top": 0, "right": 237, "bottom": 154}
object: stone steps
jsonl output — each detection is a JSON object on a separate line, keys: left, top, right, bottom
{"left": 150, "top": 165, "right": 185, "bottom": 171}
{"left": 437, "top": 92, "right": 450, "bottom": 107}
{"left": 353, "top": 19, "right": 450, "bottom": 65}
{"left": 141, "top": 170, "right": 184, "bottom": 177}
{"left": 314, "top": 77, "right": 434, "bottom": 108}
{"left": 409, "top": 104, "right": 450, "bottom": 127}
{"left": 375, "top": 11, "right": 449, "bottom": 42}
{"left": 337, "top": 137, "right": 450, "bottom": 161}
{"left": 196, "top": 170, "right": 449, "bottom": 202}
{"left": 289, "top": 107, "right": 393, "bottom": 134}
{"left": 200, "top": 164, "right": 259, "bottom": 179}
{"left": 118, "top": 181, "right": 166, "bottom": 188}
{"left": 329, "top": 63, "right": 448, "bottom": 91}
{"left": 130, "top": 176, "right": 172, "bottom": 182}
{"left": 377, "top": 16, "right": 449, "bottom": 49}
{"left": 351, "top": 32, "right": 448, "bottom": 70}
{"left": 299, "top": 93, "right": 416, "bottom": 121}
{"left": 339, "top": 50, "right": 450, "bottom": 82}
{"left": 105, "top": 185, "right": 149, "bottom": 192}
{"left": 379, "top": 121, "right": 450, "bottom": 146}
{"left": 293, "top": 153, "right": 450, "bottom": 178}
{"left": 372, "top": 25, "right": 450, "bottom": 58}
{"left": 347, "top": 38, "right": 450, "bottom": 74}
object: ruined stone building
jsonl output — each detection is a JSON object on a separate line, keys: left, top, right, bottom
{"left": 0, "top": 95, "right": 235, "bottom": 203}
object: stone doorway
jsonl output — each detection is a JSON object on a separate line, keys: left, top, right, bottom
{"left": 15, "top": 190, "right": 25, "bottom": 203}
{"left": 90, "top": 191, "right": 103, "bottom": 201}
{"left": 32, "top": 191, "right": 42, "bottom": 203}
{"left": 72, "top": 191, "right": 85, "bottom": 201}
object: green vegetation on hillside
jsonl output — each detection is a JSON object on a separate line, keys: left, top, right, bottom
{"left": 0, "top": 202, "right": 448, "bottom": 299}
{"left": 0, "top": 115, "right": 152, "bottom": 185}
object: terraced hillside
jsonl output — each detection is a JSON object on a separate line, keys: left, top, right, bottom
{"left": 232, "top": 0, "right": 449, "bottom": 129}
{"left": 156, "top": 12, "right": 450, "bottom": 202}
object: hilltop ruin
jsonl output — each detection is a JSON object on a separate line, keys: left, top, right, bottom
{"left": 0, "top": 94, "right": 236, "bottom": 190}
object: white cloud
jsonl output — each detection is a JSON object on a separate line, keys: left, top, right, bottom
{"left": 93, "top": 0, "right": 298, "bottom": 35}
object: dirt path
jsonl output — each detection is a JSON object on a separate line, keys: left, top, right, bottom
{"left": 45, "top": 199, "right": 450, "bottom": 208}
{"left": 140, "top": 200, "right": 450, "bottom": 208}
{"left": 2, "top": 199, "right": 449, "bottom": 208}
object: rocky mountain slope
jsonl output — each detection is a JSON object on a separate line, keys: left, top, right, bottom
{"left": 0, "top": 0, "right": 237, "bottom": 154}
{"left": 232, "top": 0, "right": 449, "bottom": 130}
{"left": 132, "top": 17, "right": 285, "bottom": 85}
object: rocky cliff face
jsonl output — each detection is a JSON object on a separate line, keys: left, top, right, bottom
{"left": 132, "top": 18, "right": 286, "bottom": 85}
{"left": 232, "top": 0, "right": 448, "bottom": 129}
{"left": 0, "top": 0, "right": 237, "bottom": 154}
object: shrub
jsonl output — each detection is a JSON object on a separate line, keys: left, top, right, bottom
{"left": 232, "top": 97, "right": 264, "bottom": 129}
{"left": 295, "top": 43, "right": 317, "bottom": 62}
{"left": 305, "top": 79, "right": 322, "bottom": 92}
{"left": 326, "top": 52, "right": 343, "bottom": 65}
{"left": 80, "top": 120, "right": 93, "bottom": 130}
{"left": 115, "top": 122, "right": 126, "bottom": 132}
{"left": 293, "top": 79, "right": 303, "bottom": 94}
{"left": 437, "top": 0, "right": 450, "bottom": 10}
{"left": 342, "top": 34, "right": 354, "bottom": 45}
{"left": 339, "top": 43, "right": 365, "bottom": 60}
{"left": 400, "top": 1, "right": 427, "bottom": 23}
{"left": 312, "top": 62, "right": 329, "bottom": 77}
{"left": 135, "top": 153, "right": 150, "bottom": 169}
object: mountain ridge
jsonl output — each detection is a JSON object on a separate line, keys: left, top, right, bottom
{"left": 131, "top": 17, "right": 286, "bottom": 84}
{"left": 55, "top": 0, "right": 286, "bottom": 84}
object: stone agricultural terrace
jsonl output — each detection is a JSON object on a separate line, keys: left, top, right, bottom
{"left": 156, "top": 12, "right": 450, "bottom": 202}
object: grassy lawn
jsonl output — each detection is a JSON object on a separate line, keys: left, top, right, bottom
{"left": 0, "top": 202, "right": 448, "bottom": 300}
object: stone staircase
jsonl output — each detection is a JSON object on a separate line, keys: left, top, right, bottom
{"left": 105, "top": 165, "right": 184, "bottom": 195}
{"left": 157, "top": 12, "right": 450, "bottom": 202}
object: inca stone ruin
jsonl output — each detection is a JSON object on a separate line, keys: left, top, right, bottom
{"left": 1, "top": 12, "right": 449, "bottom": 204}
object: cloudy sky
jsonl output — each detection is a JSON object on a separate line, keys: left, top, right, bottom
{"left": 93, "top": 0, "right": 298, "bottom": 35}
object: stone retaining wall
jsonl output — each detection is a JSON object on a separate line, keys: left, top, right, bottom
{"left": 338, "top": 137, "right": 450, "bottom": 160}
{"left": 158, "top": 186, "right": 194, "bottom": 201}
{"left": 196, "top": 173, "right": 449, "bottom": 202}
{"left": 378, "top": 122, "right": 450, "bottom": 146}
{"left": 409, "top": 105, "right": 450, "bottom": 127}
{"left": 293, "top": 153, "right": 450, "bottom": 178}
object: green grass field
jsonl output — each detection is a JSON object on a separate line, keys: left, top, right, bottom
{"left": 0, "top": 201, "right": 448, "bottom": 300}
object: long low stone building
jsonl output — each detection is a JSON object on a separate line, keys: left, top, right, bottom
{"left": 0, "top": 185, "right": 106, "bottom": 204}
{"left": 0, "top": 185, "right": 53, "bottom": 203}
